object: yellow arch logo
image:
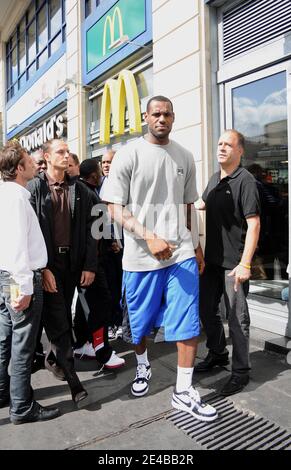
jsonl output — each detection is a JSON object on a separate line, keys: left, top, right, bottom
{"left": 99, "top": 69, "right": 142, "bottom": 145}
{"left": 103, "top": 7, "right": 124, "bottom": 56}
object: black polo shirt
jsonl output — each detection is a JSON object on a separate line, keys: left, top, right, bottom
{"left": 202, "top": 166, "right": 260, "bottom": 269}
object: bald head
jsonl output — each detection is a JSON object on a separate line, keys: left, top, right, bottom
{"left": 217, "top": 129, "right": 245, "bottom": 171}
{"left": 223, "top": 129, "right": 245, "bottom": 152}
{"left": 101, "top": 149, "right": 116, "bottom": 176}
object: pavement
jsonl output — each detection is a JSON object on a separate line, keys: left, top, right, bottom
{"left": 0, "top": 325, "right": 291, "bottom": 453}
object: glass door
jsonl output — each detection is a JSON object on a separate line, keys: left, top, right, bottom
{"left": 225, "top": 64, "right": 289, "bottom": 302}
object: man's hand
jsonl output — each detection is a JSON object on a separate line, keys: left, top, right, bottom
{"left": 80, "top": 271, "right": 95, "bottom": 287}
{"left": 42, "top": 269, "right": 58, "bottom": 293}
{"left": 11, "top": 294, "right": 32, "bottom": 312}
{"left": 195, "top": 245, "right": 205, "bottom": 275}
{"left": 110, "top": 241, "right": 121, "bottom": 253}
{"left": 227, "top": 265, "right": 251, "bottom": 292}
{"left": 146, "top": 237, "right": 177, "bottom": 261}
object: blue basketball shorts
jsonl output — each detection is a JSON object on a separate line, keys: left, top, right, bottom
{"left": 122, "top": 257, "right": 200, "bottom": 344}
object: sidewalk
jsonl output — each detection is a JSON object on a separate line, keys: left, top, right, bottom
{"left": 0, "top": 326, "right": 291, "bottom": 450}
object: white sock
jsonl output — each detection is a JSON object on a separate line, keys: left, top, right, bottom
{"left": 176, "top": 366, "right": 194, "bottom": 392}
{"left": 135, "top": 349, "right": 150, "bottom": 366}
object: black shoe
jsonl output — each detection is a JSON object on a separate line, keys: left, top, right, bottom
{"left": 72, "top": 388, "right": 88, "bottom": 404}
{"left": 10, "top": 401, "right": 60, "bottom": 425}
{"left": 220, "top": 374, "right": 249, "bottom": 396}
{"left": 194, "top": 352, "right": 229, "bottom": 372}
{"left": 0, "top": 396, "right": 10, "bottom": 408}
{"left": 44, "top": 358, "right": 66, "bottom": 381}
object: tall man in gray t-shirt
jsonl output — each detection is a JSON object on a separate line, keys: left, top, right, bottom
{"left": 103, "top": 96, "right": 217, "bottom": 422}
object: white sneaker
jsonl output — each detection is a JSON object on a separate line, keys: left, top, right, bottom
{"left": 74, "top": 342, "right": 95, "bottom": 360}
{"left": 104, "top": 351, "right": 125, "bottom": 369}
{"left": 108, "top": 327, "right": 116, "bottom": 340}
{"left": 115, "top": 326, "right": 123, "bottom": 339}
{"left": 172, "top": 386, "right": 218, "bottom": 422}
{"left": 131, "top": 364, "right": 152, "bottom": 397}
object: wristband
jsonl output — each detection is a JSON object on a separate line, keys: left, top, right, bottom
{"left": 239, "top": 262, "right": 251, "bottom": 270}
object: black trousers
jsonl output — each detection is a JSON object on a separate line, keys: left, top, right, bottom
{"left": 42, "top": 253, "right": 84, "bottom": 394}
{"left": 74, "top": 266, "right": 112, "bottom": 364}
{"left": 100, "top": 249, "right": 123, "bottom": 327}
{"left": 200, "top": 264, "right": 251, "bottom": 376}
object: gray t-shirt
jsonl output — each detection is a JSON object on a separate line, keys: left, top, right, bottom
{"left": 103, "top": 137, "right": 199, "bottom": 272}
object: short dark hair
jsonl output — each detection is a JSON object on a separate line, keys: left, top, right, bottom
{"left": 0, "top": 140, "right": 27, "bottom": 181}
{"left": 146, "top": 95, "right": 174, "bottom": 112}
{"left": 224, "top": 129, "right": 245, "bottom": 152}
{"left": 69, "top": 152, "right": 80, "bottom": 165}
{"left": 79, "top": 158, "right": 101, "bottom": 179}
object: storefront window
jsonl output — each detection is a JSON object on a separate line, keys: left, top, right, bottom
{"left": 19, "top": 73, "right": 26, "bottom": 89}
{"left": 232, "top": 71, "right": 288, "bottom": 300}
{"left": 19, "top": 34, "right": 26, "bottom": 74}
{"left": 28, "top": 21, "right": 36, "bottom": 62}
{"left": 50, "top": 0, "right": 62, "bottom": 38}
{"left": 50, "top": 32, "right": 62, "bottom": 55}
{"left": 37, "top": 5, "right": 47, "bottom": 52}
{"left": 85, "top": 0, "right": 107, "bottom": 18}
{"left": 27, "top": 3, "right": 35, "bottom": 24}
{"left": 11, "top": 48, "right": 18, "bottom": 84}
{"left": 28, "top": 61, "right": 36, "bottom": 79}
{"left": 19, "top": 18, "right": 26, "bottom": 35}
{"left": 6, "top": 0, "right": 66, "bottom": 102}
{"left": 85, "top": 0, "right": 92, "bottom": 18}
{"left": 38, "top": 48, "right": 48, "bottom": 68}
{"left": 11, "top": 33, "right": 17, "bottom": 50}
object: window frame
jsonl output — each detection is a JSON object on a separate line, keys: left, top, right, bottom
{"left": 5, "top": 0, "right": 66, "bottom": 103}
{"left": 84, "top": 0, "right": 108, "bottom": 19}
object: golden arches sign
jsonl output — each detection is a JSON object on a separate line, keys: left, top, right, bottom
{"left": 103, "top": 7, "right": 124, "bottom": 56}
{"left": 99, "top": 69, "right": 142, "bottom": 145}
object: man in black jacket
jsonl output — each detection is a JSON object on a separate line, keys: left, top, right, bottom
{"left": 27, "top": 139, "right": 98, "bottom": 404}
{"left": 73, "top": 158, "right": 125, "bottom": 369}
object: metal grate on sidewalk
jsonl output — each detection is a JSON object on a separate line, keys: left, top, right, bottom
{"left": 167, "top": 396, "right": 291, "bottom": 450}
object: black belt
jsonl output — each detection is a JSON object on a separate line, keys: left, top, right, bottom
{"left": 57, "top": 246, "right": 70, "bottom": 254}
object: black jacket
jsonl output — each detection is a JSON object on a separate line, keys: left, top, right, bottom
{"left": 78, "top": 178, "right": 116, "bottom": 256}
{"left": 27, "top": 172, "right": 98, "bottom": 273}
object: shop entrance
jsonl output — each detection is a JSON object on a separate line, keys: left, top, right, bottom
{"left": 225, "top": 65, "right": 289, "bottom": 303}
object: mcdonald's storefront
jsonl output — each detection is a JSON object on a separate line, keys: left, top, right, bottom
{"left": 80, "top": 0, "right": 291, "bottom": 341}
{"left": 82, "top": 0, "right": 153, "bottom": 159}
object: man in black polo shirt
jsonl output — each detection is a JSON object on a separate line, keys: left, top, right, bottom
{"left": 195, "top": 129, "right": 260, "bottom": 396}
